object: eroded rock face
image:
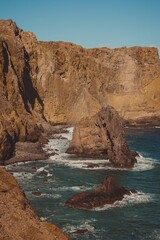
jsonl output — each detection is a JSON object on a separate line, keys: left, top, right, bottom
{"left": 0, "top": 167, "right": 68, "bottom": 240}
{"left": 17, "top": 19, "right": 160, "bottom": 125}
{"left": 0, "top": 20, "right": 50, "bottom": 164}
{"left": 65, "top": 176, "right": 136, "bottom": 209}
{"left": 67, "top": 106, "right": 137, "bottom": 168}
{"left": 0, "top": 19, "right": 160, "bottom": 165}
{"left": 27, "top": 43, "right": 160, "bottom": 125}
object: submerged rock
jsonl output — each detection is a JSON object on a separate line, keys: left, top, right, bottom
{"left": 67, "top": 106, "right": 137, "bottom": 168}
{"left": 65, "top": 176, "right": 136, "bottom": 209}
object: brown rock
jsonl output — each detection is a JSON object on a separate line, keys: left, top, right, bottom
{"left": 65, "top": 176, "right": 136, "bottom": 209}
{"left": 0, "top": 167, "right": 68, "bottom": 240}
{"left": 0, "top": 19, "right": 160, "bottom": 165}
{"left": 19, "top": 19, "right": 160, "bottom": 126}
{"left": 32, "top": 191, "right": 42, "bottom": 196}
{"left": 4, "top": 141, "right": 49, "bottom": 165}
{"left": 0, "top": 20, "right": 50, "bottom": 165}
{"left": 73, "top": 229, "right": 89, "bottom": 234}
{"left": 67, "top": 106, "right": 137, "bottom": 168}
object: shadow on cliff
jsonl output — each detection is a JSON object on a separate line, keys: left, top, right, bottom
{"left": 22, "top": 48, "right": 44, "bottom": 116}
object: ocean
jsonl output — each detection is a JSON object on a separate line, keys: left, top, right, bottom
{"left": 6, "top": 127, "right": 160, "bottom": 240}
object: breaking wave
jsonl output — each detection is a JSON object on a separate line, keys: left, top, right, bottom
{"left": 63, "top": 219, "right": 95, "bottom": 235}
{"left": 93, "top": 191, "right": 153, "bottom": 211}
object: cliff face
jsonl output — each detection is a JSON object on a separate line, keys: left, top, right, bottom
{"left": 0, "top": 19, "right": 160, "bottom": 165}
{"left": 21, "top": 34, "right": 160, "bottom": 125}
{"left": 0, "top": 20, "right": 50, "bottom": 164}
{"left": 1, "top": 19, "right": 159, "bottom": 129}
{"left": 0, "top": 167, "right": 68, "bottom": 240}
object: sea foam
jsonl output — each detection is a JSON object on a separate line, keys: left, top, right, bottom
{"left": 63, "top": 219, "right": 95, "bottom": 235}
{"left": 44, "top": 127, "right": 158, "bottom": 172}
{"left": 93, "top": 191, "right": 153, "bottom": 211}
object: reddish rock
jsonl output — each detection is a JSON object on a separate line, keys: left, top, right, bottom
{"left": 65, "top": 176, "right": 136, "bottom": 209}
{"left": 0, "top": 19, "right": 160, "bottom": 166}
{"left": 0, "top": 167, "right": 68, "bottom": 240}
{"left": 32, "top": 191, "right": 42, "bottom": 196}
{"left": 67, "top": 106, "right": 137, "bottom": 168}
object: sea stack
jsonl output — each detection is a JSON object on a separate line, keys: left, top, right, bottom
{"left": 67, "top": 106, "right": 137, "bottom": 168}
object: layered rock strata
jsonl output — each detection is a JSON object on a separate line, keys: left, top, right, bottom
{"left": 65, "top": 176, "right": 136, "bottom": 209}
{"left": 0, "top": 167, "right": 68, "bottom": 240}
{"left": 67, "top": 107, "right": 137, "bottom": 168}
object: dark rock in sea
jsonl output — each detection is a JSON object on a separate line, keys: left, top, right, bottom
{"left": 67, "top": 106, "right": 137, "bottom": 168}
{"left": 86, "top": 163, "right": 99, "bottom": 168}
{"left": 65, "top": 176, "right": 136, "bottom": 209}
{"left": 73, "top": 229, "right": 89, "bottom": 235}
{"left": 32, "top": 191, "right": 42, "bottom": 196}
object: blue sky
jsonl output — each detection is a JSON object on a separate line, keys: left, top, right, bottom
{"left": 0, "top": 0, "right": 160, "bottom": 48}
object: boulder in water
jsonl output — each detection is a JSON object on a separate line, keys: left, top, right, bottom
{"left": 65, "top": 176, "right": 136, "bottom": 209}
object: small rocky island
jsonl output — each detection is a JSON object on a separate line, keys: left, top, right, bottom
{"left": 67, "top": 106, "right": 137, "bottom": 168}
{"left": 65, "top": 176, "right": 136, "bottom": 209}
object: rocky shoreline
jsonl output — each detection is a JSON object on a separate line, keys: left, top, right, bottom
{"left": 0, "top": 167, "right": 68, "bottom": 240}
{"left": 0, "top": 19, "right": 160, "bottom": 239}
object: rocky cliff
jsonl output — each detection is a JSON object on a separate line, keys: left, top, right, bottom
{"left": 0, "top": 18, "right": 154, "bottom": 126}
{"left": 0, "top": 19, "right": 159, "bottom": 160}
{"left": 0, "top": 18, "right": 159, "bottom": 238}
{"left": 0, "top": 20, "right": 51, "bottom": 164}
{"left": 0, "top": 19, "right": 160, "bottom": 163}
{"left": 0, "top": 167, "right": 68, "bottom": 240}
{"left": 20, "top": 28, "right": 160, "bottom": 125}
{"left": 0, "top": 19, "right": 160, "bottom": 128}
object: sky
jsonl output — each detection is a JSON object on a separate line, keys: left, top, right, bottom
{"left": 0, "top": 0, "right": 160, "bottom": 49}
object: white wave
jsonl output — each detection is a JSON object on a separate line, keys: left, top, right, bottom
{"left": 57, "top": 185, "right": 94, "bottom": 192}
{"left": 41, "top": 193, "right": 62, "bottom": 199}
{"left": 49, "top": 154, "right": 111, "bottom": 169}
{"left": 63, "top": 219, "right": 95, "bottom": 234}
{"left": 93, "top": 191, "right": 152, "bottom": 211}
{"left": 49, "top": 152, "right": 158, "bottom": 172}
{"left": 60, "top": 127, "right": 74, "bottom": 141}
{"left": 47, "top": 172, "right": 53, "bottom": 178}
{"left": 133, "top": 155, "right": 156, "bottom": 171}
{"left": 43, "top": 126, "right": 74, "bottom": 155}
{"left": 36, "top": 166, "right": 49, "bottom": 173}
{"left": 12, "top": 172, "right": 34, "bottom": 179}
{"left": 40, "top": 216, "right": 48, "bottom": 221}
{"left": 43, "top": 129, "right": 158, "bottom": 173}
{"left": 44, "top": 138, "right": 69, "bottom": 154}
{"left": 152, "top": 230, "right": 160, "bottom": 240}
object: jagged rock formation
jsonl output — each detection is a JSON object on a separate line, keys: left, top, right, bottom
{"left": 0, "top": 19, "right": 160, "bottom": 164}
{"left": 18, "top": 19, "right": 160, "bottom": 125}
{"left": 67, "top": 107, "right": 137, "bottom": 168}
{"left": 65, "top": 176, "right": 136, "bottom": 209}
{"left": 0, "top": 167, "right": 68, "bottom": 240}
{"left": 0, "top": 20, "right": 50, "bottom": 164}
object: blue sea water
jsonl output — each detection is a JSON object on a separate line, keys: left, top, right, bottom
{"left": 6, "top": 127, "right": 160, "bottom": 240}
